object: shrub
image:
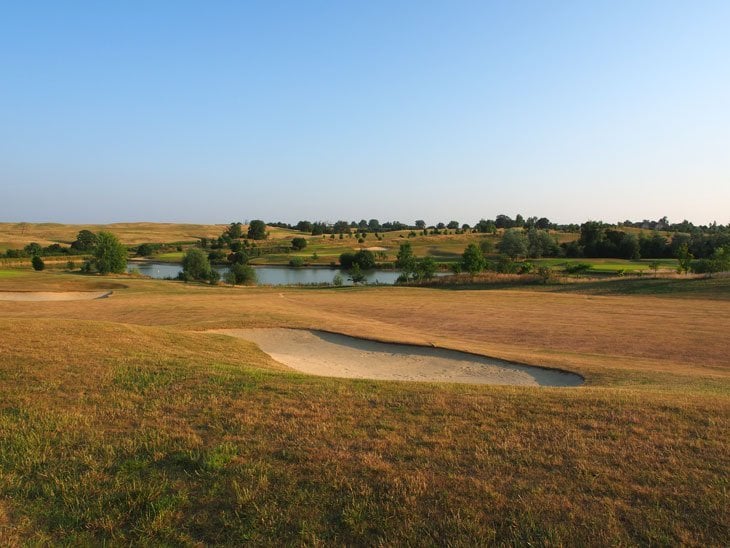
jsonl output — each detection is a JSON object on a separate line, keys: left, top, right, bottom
{"left": 226, "top": 263, "right": 256, "bottom": 285}
{"left": 332, "top": 273, "right": 344, "bottom": 286}
{"left": 291, "top": 237, "right": 307, "bottom": 251}
{"left": 289, "top": 257, "right": 305, "bottom": 267}
{"left": 136, "top": 243, "right": 154, "bottom": 257}
{"left": 564, "top": 263, "right": 593, "bottom": 276}
{"left": 31, "top": 255, "right": 45, "bottom": 271}
{"left": 181, "top": 248, "right": 212, "bottom": 282}
{"left": 94, "top": 232, "right": 127, "bottom": 274}
{"left": 66, "top": 260, "right": 76, "bottom": 271}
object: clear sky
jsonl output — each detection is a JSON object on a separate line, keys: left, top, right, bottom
{"left": 1, "top": 1, "right": 728, "bottom": 226}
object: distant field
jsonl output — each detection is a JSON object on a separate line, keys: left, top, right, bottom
{"left": 0, "top": 270, "right": 728, "bottom": 544}
{"left": 0, "top": 222, "right": 228, "bottom": 248}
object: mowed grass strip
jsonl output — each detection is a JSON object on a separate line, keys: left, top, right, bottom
{"left": 0, "top": 318, "right": 728, "bottom": 545}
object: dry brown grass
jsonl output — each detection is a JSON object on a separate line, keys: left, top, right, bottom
{"left": 1, "top": 275, "right": 727, "bottom": 385}
{"left": 1, "top": 272, "right": 728, "bottom": 544}
{"left": 0, "top": 221, "right": 228, "bottom": 248}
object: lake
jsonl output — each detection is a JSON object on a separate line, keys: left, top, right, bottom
{"left": 127, "top": 262, "right": 404, "bottom": 286}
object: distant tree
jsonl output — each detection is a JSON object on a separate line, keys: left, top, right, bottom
{"left": 461, "top": 243, "right": 486, "bottom": 275}
{"left": 514, "top": 214, "right": 525, "bottom": 228}
{"left": 436, "top": 222, "right": 446, "bottom": 230}
{"left": 227, "top": 222, "right": 244, "bottom": 239}
{"left": 93, "top": 232, "right": 127, "bottom": 274}
{"left": 527, "top": 229, "right": 559, "bottom": 258}
{"left": 498, "top": 229, "right": 528, "bottom": 259}
{"left": 31, "top": 255, "right": 45, "bottom": 271}
{"left": 475, "top": 219, "right": 497, "bottom": 233}
{"left": 136, "top": 243, "right": 154, "bottom": 257}
{"left": 368, "top": 219, "right": 381, "bottom": 231}
{"left": 495, "top": 214, "right": 514, "bottom": 229}
{"left": 536, "top": 217, "right": 551, "bottom": 230}
{"left": 332, "top": 273, "right": 344, "bottom": 286}
{"left": 396, "top": 242, "right": 416, "bottom": 279}
{"left": 291, "top": 237, "right": 307, "bottom": 251}
{"left": 295, "top": 220, "right": 313, "bottom": 233}
{"left": 675, "top": 243, "right": 694, "bottom": 274}
{"left": 413, "top": 257, "right": 437, "bottom": 281}
{"left": 339, "top": 252, "right": 356, "bottom": 269}
{"left": 415, "top": 220, "right": 426, "bottom": 230}
{"left": 479, "top": 239, "right": 494, "bottom": 255}
{"left": 348, "top": 263, "right": 366, "bottom": 284}
{"left": 71, "top": 230, "right": 98, "bottom": 252}
{"left": 333, "top": 220, "right": 350, "bottom": 234}
{"left": 225, "top": 263, "right": 256, "bottom": 285}
{"left": 247, "top": 220, "right": 267, "bottom": 240}
{"left": 181, "top": 248, "right": 212, "bottom": 282}
{"left": 353, "top": 249, "right": 376, "bottom": 269}
{"left": 24, "top": 242, "right": 42, "bottom": 256}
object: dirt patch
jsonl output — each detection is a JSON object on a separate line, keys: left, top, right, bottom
{"left": 0, "top": 291, "right": 112, "bottom": 301}
{"left": 214, "top": 328, "right": 583, "bottom": 387}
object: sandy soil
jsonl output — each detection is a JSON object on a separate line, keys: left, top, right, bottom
{"left": 0, "top": 291, "right": 112, "bottom": 301}
{"left": 363, "top": 246, "right": 388, "bottom": 251}
{"left": 215, "top": 328, "right": 583, "bottom": 387}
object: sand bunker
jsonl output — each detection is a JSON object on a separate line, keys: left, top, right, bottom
{"left": 0, "top": 291, "right": 112, "bottom": 302}
{"left": 216, "top": 328, "right": 582, "bottom": 387}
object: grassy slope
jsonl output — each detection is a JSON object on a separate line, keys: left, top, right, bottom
{"left": 0, "top": 273, "right": 728, "bottom": 544}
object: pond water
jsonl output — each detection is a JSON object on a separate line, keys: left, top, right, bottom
{"left": 127, "top": 262, "right": 404, "bottom": 286}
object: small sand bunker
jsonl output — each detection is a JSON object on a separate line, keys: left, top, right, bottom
{"left": 363, "top": 246, "right": 388, "bottom": 251}
{"left": 216, "top": 328, "right": 583, "bottom": 387}
{"left": 0, "top": 291, "right": 112, "bottom": 302}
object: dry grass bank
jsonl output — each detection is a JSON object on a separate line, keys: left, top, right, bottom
{"left": 0, "top": 272, "right": 728, "bottom": 544}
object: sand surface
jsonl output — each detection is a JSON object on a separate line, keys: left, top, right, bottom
{"left": 0, "top": 291, "right": 112, "bottom": 301}
{"left": 215, "top": 328, "right": 582, "bottom": 387}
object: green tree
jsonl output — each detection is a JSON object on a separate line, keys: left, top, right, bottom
{"left": 527, "top": 229, "right": 559, "bottom": 258}
{"left": 498, "top": 229, "right": 528, "bottom": 259}
{"left": 93, "top": 232, "right": 127, "bottom": 274}
{"left": 24, "top": 242, "right": 42, "bottom": 256}
{"left": 181, "top": 248, "right": 212, "bottom": 282}
{"left": 461, "top": 243, "right": 486, "bottom": 275}
{"left": 227, "top": 222, "right": 244, "bottom": 239}
{"left": 648, "top": 261, "right": 661, "bottom": 277}
{"left": 396, "top": 242, "right": 416, "bottom": 278}
{"left": 354, "top": 250, "right": 375, "bottom": 269}
{"left": 136, "top": 243, "right": 154, "bottom": 257}
{"left": 291, "top": 237, "right": 307, "bottom": 251}
{"left": 414, "top": 257, "right": 437, "bottom": 281}
{"left": 71, "top": 230, "right": 98, "bottom": 252}
{"left": 225, "top": 263, "right": 256, "bottom": 285}
{"left": 676, "top": 243, "right": 694, "bottom": 274}
{"left": 247, "top": 220, "right": 267, "bottom": 240}
{"left": 31, "top": 255, "right": 45, "bottom": 271}
{"left": 348, "top": 263, "right": 366, "bottom": 284}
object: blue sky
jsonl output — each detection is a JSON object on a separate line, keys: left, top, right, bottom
{"left": 1, "top": 1, "right": 728, "bottom": 225}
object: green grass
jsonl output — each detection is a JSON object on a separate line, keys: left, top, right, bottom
{"left": 0, "top": 270, "right": 25, "bottom": 278}
{"left": 153, "top": 251, "right": 185, "bottom": 262}
{"left": 533, "top": 257, "right": 678, "bottom": 273}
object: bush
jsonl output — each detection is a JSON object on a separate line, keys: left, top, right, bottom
{"left": 291, "top": 237, "right": 307, "bottom": 251}
{"left": 136, "top": 243, "right": 154, "bottom": 257}
{"left": 66, "top": 260, "right": 76, "bottom": 271}
{"left": 31, "top": 255, "right": 45, "bottom": 271}
{"left": 289, "top": 257, "right": 305, "bottom": 267}
{"left": 94, "top": 232, "right": 127, "bottom": 274}
{"left": 181, "top": 248, "right": 212, "bottom": 282}
{"left": 332, "top": 273, "right": 344, "bottom": 286}
{"left": 247, "top": 220, "right": 267, "bottom": 240}
{"left": 564, "top": 263, "right": 593, "bottom": 276}
{"left": 226, "top": 263, "right": 256, "bottom": 285}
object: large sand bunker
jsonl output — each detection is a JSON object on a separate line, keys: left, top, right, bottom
{"left": 0, "top": 291, "right": 112, "bottom": 301}
{"left": 216, "top": 328, "right": 583, "bottom": 387}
